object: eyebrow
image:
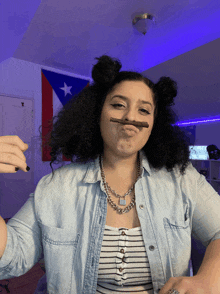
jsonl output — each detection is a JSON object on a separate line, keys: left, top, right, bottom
{"left": 111, "top": 95, "right": 153, "bottom": 108}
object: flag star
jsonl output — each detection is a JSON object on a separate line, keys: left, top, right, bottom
{"left": 60, "top": 82, "right": 72, "bottom": 96}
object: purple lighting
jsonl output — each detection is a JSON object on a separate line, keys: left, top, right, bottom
{"left": 173, "top": 116, "right": 220, "bottom": 127}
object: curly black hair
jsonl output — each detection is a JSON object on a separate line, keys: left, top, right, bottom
{"left": 39, "top": 55, "right": 191, "bottom": 182}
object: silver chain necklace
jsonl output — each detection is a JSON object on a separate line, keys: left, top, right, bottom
{"left": 100, "top": 154, "right": 141, "bottom": 214}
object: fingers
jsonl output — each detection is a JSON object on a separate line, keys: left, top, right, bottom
{"left": 23, "top": 143, "right": 29, "bottom": 152}
{"left": 0, "top": 135, "right": 29, "bottom": 173}
{"left": 0, "top": 151, "right": 29, "bottom": 172}
{"left": 0, "top": 163, "right": 28, "bottom": 173}
{"left": 0, "top": 135, "right": 28, "bottom": 152}
{"left": 0, "top": 143, "right": 26, "bottom": 161}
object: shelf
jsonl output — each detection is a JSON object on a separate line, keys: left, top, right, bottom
{"left": 190, "top": 159, "right": 220, "bottom": 194}
{"left": 191, "top": 160, "right": 220, "bottom": 164}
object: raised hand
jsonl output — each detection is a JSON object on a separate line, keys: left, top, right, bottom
{"left": 0, "top": 135, "right": 30, "bottom": 173}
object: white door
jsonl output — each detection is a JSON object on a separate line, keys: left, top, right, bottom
{"left": 0, "top": 95, "right": 35, "bottom": 219}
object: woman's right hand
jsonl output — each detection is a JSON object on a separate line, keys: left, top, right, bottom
{"left": 0, "top": 135, "right": 29, "bottom": 173}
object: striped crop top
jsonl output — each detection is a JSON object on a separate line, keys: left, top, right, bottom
{"left": 96, "top": 225, "right": 154, "bottom": 293}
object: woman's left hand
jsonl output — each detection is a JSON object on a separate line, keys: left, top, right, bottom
{"left": 158, "top": 275, "right": 216, "bottom": 294}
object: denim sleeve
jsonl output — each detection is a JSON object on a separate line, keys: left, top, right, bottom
{"left": 191, "top": 171, "right": 220, "bottom": 248}
{"left": 0, "top": 193, "right": 43, "bottom": 279}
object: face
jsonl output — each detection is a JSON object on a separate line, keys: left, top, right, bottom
{"left": 100, "top": 80, "right": 155, "bottom": 158}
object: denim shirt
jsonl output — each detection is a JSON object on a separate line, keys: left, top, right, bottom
{"left": 1, "top": 150, "right": 220, "bottom": 294}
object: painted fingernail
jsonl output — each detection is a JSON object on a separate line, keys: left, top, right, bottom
{"left": 26, "top": 166, "right": 30, "bottom": 171}
{"left": 15, "top": 167, "right": 19, "bottom": 171}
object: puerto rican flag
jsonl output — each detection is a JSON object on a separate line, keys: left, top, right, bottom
{"left": 41, "top": 69, "right": 90, "bottom": 161}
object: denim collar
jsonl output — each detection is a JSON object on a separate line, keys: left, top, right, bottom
{"left": 83, "top": 149, "right": 151, "bottom": 184}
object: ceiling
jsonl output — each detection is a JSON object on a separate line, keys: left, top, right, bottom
{"left": 144, "top": 38, "right": 220, "bottom": 121}
{"left": 1, "top": 0, "right": 220, "bottom": 122}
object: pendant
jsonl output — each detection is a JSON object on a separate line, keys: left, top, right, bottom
{"left": 119, "top": 198, "right": 126, "bottom": 206}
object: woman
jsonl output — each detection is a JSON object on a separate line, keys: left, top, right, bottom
{"left": 0, "top": 55, "right": 220, "bottom": 294}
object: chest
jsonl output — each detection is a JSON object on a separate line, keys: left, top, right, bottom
{"left": 105, "top": 189, "right": 141, "bottom": 229}
{"left": 102, "top": 170, "right": 141, "bottom": 229}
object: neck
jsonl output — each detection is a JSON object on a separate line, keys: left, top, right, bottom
{"left": 101, "top": 151, "right": 139, "bottom": 176}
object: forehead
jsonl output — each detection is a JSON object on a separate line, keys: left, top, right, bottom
{"left": 107, "top": 80, "right": 153, "bottom": 102}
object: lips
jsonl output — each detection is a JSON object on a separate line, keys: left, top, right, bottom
{"left": 122, "top": 125, "right": 139, "bottom": 133}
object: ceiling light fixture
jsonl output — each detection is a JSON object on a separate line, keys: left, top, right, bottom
{"left": 132, "top": 13, "right": 156, "bottom": 35}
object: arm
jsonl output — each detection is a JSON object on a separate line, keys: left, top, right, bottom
{"left": 195, "top": 238, "right": 220, "bottom": 285}
{"left": 0, "top": 194, "right": 44, "bottom": 279}
{"left": 159, "top": 168, "right": 220, "bottom": 294}
{"left": 159, "top": 238, "right": 220, "bottom": 293}
{"left": 0, "top": 216, "right": 7, "bottom": 259}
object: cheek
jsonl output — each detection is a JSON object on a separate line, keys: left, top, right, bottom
{"left": 100, "top": 116, "right": 115, "bottom": 139}
{"left": 142, "top": 130, "right": 151, "bottom": 141}
{"left": 141, "top": 125, "right": 153, "bottom": 141}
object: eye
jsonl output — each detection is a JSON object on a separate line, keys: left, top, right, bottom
{"left": 141, "top": 109, "right": 150, "bottom": 114}
{"left": 111, "top": 104, "right": 150, "bottom": 114}
{"left": 111, "top": 103, "right": 124, "bottom": 108}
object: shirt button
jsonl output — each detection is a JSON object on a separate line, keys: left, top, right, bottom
{"left": 120, "top": 249, "right": 124, "bottom": 253}
{"left": 121, "top": 231, "right": 126, "bottom": 236}
{"left": 149, "top": 245, "right": 155, "bottom": 251}
{"left": 139, "top": 204, "right": 144, "bottom": 209}
{"left": 119, "top": 267, "right": 124, "bottom": 272}
{"left": 122, "top": 256, "right": 125, "bottom": 262}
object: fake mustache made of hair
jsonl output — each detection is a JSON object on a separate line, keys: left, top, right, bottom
{"left": 110, "top": 117, "right": 149, "bottom": 128}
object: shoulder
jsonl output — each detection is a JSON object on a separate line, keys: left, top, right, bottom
{"left": 170, "top": 161, "right": 206, "bottom": 194}
{"left": 150, "top": 161, "right": 201, "bottom": 185}
{"left": 35, "top": 161, "right": 91, "bottom": 196}
{"left": 171, "top": 161, "right": 199, "bottom": 179}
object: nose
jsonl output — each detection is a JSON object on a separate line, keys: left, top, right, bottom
{"left": 122, "top": 110, "right": 138, "bottom": 125}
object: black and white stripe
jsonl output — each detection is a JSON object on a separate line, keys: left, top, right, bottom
{"left": 96, "top": 225, "right": 154, "bottom": 293}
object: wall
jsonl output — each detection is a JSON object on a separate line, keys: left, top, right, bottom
{"left": 195, "top": 121, "right": 220, "bottom": 148}
{"left": 0, "top": 57, "right": 92, "bottom": 188}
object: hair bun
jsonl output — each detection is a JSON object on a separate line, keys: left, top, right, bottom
{"left": 92, "top": 55, "right": 122, "bottom": 86}
{"left": 155, "top": 76, "right": 177, "bottom": 106}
